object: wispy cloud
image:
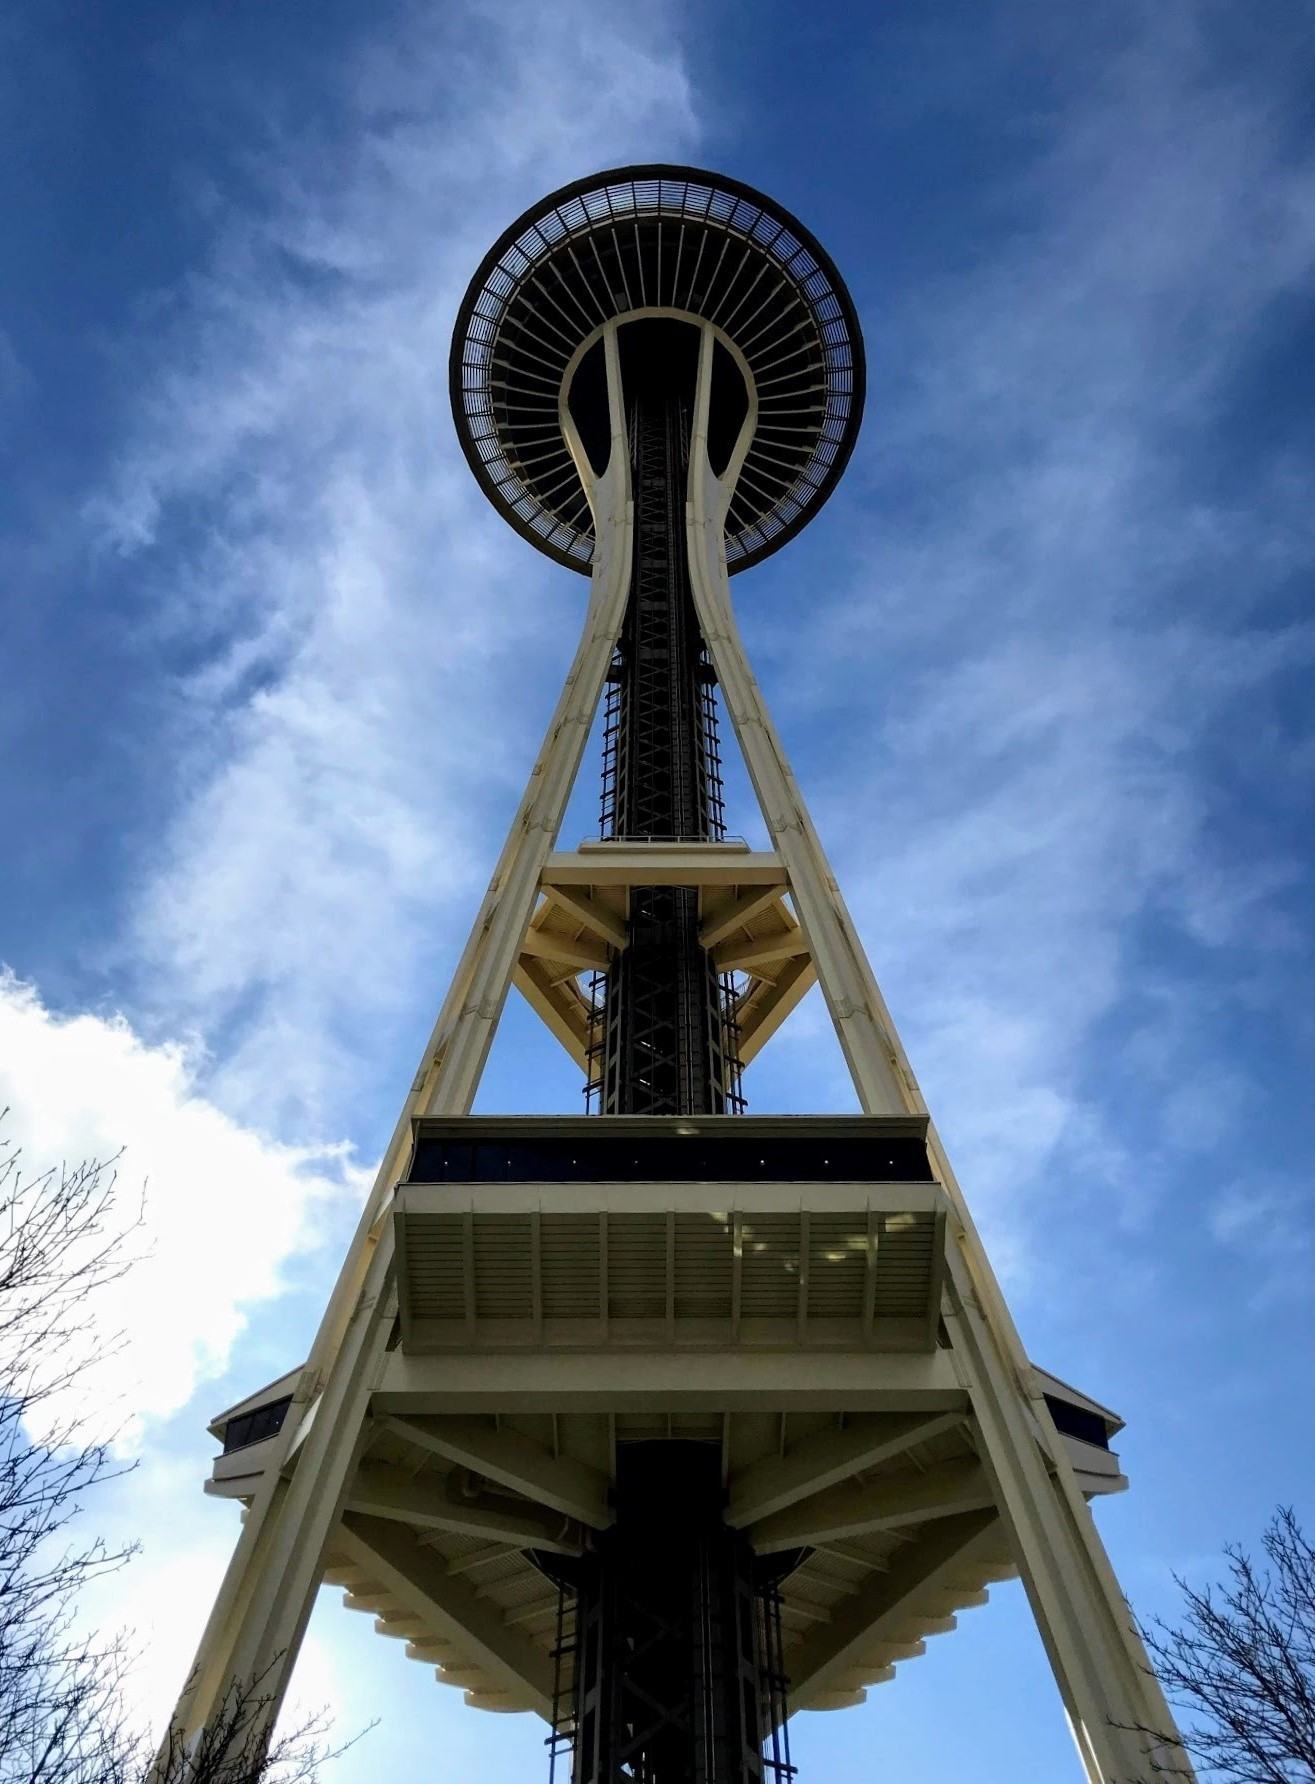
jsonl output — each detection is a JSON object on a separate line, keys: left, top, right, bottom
{"left": 1209, "top": 1175, "right": 1314, "bottom": 1307}
{"left": 89, "top": 0, "right": 699, "bottom": 1134}
{"left": 758, "top": 5, "right": 1315, "bottom": 1274}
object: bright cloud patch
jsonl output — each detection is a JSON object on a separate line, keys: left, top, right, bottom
{"left": 0, "top": 972, "right": 362, "bottom": 1450}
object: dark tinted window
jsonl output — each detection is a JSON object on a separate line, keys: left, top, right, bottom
{"left": 222, "top": 1395, "right": 292, "bottom": 1454}
{"left": 408, "top": 1131, "right": 932, "bottom": 1184}
{"left": 1044, "top": 1395, "right": 1110, "bottom": 1452}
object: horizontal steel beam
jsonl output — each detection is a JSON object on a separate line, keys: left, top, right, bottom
{"left": 543, "top": 846, "right": 786, "bottom": 888}
{"left": 699, "top": 885, "right": 794, "bottom": 949}
{"left": 520, "top": 926, "right": 612, "bottom": 972}
{"left": 750, "top": 1459, "right": 994, "bottom": 1552}
{"left": 395, "top": 1182, "right": 947, "bottom": 1217}
{"left": 538, "top": 883, "right": 628, "bottom": 950}
{"left": 726, "top": 1411, "right": 963, "bottom": 1527}
{"left": 344, "top": 1460, "right": 582, "bottom": 1554}
{"left": 374, "top": 1348, "right": 967, "bottom": 1415}
{"left": 380, "top": 1414, "right": 613, "bottom": 1529}
{"left": 712, "top": 932, "right": 810, "bottom": 973}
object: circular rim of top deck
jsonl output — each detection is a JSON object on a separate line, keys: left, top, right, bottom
{"left": 449, "top": 164, "right": 866, "bottom": 577}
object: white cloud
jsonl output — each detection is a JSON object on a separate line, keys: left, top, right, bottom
{"left": 0, "top": 972, "right": 362, "bottom": 1450}
{"left": 831, "top": 631, "right": 1302, "bottom": 1192}
{"left": 87, "top": 0, "right": 699, "bottom": 1134}
{"left": 1208, "top": 1176, "right": 1314, "bottom": 1307}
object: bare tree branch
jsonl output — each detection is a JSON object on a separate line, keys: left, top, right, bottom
{"left": 1128, "top": 1507, "right": 1315, "bottom": 1784}
{"left": 0, "top": 1118, "right": 357, "bottom": 1780}
{"left": 0, "top": 1123, "right": 140, "bottom": 1782}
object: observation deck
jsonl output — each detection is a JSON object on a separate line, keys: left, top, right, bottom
{"left": 450, "top": 164, "right": 865, "bottom": 573}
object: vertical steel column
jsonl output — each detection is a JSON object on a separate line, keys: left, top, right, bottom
{"left": 595, "top": 393, "right": 739, "bottom": 1116}
{"left": 570, "top": 1446, "right": 766, "bottom": 1784}
{"left": 571, "top": 381, "right": 767, "bottom": 1782}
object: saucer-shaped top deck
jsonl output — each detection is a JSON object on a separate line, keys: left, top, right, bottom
{"left": 450, "top": 164, "right": 865, "bottom": 575}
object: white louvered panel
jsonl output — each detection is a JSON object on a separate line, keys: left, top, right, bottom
{"left": 472, "top": 1213, "right": 533, "bottom": 1319}
{"left": 479, "top": 1558, "right": 560, "bottom": 1608}
{"left": 805, "top": 1216, "right": 867, "bottom": 1318}
{"left": 673, "top": 1212, "right": 733, "bottom": 1320}
{"left": 403, "top": 1216, "right": 465, "bottom": 1321}
{"left": 540, "top": 1213, "right": 601, "bottom": 1318}
{"left": 606, "top": 1213, "right": 667, "bottom": 1320}
{"left": 738, "top": 1217, "right": 800, "bottom": 1318}
{"left": 874, "top": 1212, "right": 935, "bottom": 1316}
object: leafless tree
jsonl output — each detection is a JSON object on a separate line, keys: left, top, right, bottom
{"left": 143, "top": 1668, "right": 344, "bottom": 1784}
{"left": 0, "top": 1122, "right": 346, "bottom": 1781}
{"left": 0, "top": 1125, "right": 138, "bottom": 1782}
{"left": 1134, "top": 1507, "right": 1315, "bottom": 1783}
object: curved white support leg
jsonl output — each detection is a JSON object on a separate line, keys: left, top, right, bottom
{"left": 160, "top": 345, "right": 634, "bottom": 1761}
{"left": 684, "top": 322, "right": 1186, "bottom": 1783}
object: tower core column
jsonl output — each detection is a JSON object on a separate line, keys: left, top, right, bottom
{"left": 596, "top": 364, "right": 738, "bottom": 1117}
{"left": 567, "top": 336, "right": 767, "bottom": 1777}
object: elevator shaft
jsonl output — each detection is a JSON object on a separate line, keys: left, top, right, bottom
{"left": 562, "top": 381, "right": 781, "bottom": 1784}
{"left": 569, "top": 1446, "right": 769, "bottom": 1784}
{"left": 595, "top": 394, "right": 738, "bottom": 1116}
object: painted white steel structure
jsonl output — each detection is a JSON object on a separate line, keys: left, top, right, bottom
{"left": 164, "top": 173, "right": 1189, "bottom": 1783}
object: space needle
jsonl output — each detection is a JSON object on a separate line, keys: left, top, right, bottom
{"left": 164, "top": 167, "right": 1188, "bottom": 1784}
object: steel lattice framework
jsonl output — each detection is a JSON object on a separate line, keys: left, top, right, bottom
{"left": 590, "top": 394, "right": 741, "bottom": 1119}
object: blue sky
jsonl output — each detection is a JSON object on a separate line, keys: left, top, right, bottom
{"left": 2, "top": 0, "right": 1314, "bottom": 1776}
